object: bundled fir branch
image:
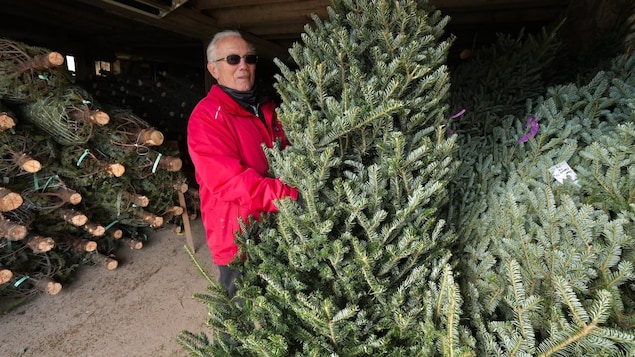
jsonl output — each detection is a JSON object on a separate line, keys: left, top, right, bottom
{"left": 0, "top": 38, "right": 72, "bottom": 103}
{"left": 90, "top": 108, "right": 165, "bottom": 160}
{"left": 57, "top": 144, "right": 126, "bottom": 188}
{"left": 19, "top": 85, "right": 109, "bottom": 145}
{"left": 76, "top": 179, "right": 157, "bottom": 229}
{"left": 9, "top": 170, "right": 82, "bottom": 213}
{"left": 0, "top": 123, "right": 58, "bottom": 176}
{"left": 124, "top": 147, "right": 182, "bottom": 179}
{"left": 0, "top": 239, "right": 64, "bottom": 297}
{"left": 131, "top": 169, "right": 188, "bottom": 226}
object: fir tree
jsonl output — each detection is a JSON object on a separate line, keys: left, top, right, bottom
{"left": 181, "top": 3, "right": 635, "bottom": 357}
{"left": 447, "top": 33, "right": 635, "bottom": 355}
{"left": 179, "top": 0, "right": 466, "bottom": 355}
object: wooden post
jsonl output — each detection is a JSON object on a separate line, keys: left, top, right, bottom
{"left": 177, "top": 190, "right": 195, "bottom": 252}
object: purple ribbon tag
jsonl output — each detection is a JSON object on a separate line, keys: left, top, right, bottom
{"left": 517, "top": 115, "right": 539, "bottom": 144}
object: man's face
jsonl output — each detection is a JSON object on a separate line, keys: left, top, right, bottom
{"left": 208, "top": 36, "right": 256, "bottom": 92}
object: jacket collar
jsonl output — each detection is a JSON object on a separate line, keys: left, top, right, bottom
{"left": 209, "top": 84, "right": 274, "bottom": 116}
{"left": 208, "top": 85, "right": 251, "bottom": 115}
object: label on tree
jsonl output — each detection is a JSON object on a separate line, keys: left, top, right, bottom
{"left": 549, "top": 161, "right": 581, "bottom": 187}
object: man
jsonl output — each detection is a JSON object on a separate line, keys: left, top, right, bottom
{"left": 187, "top": 30, "right": 298, "bottom": 297}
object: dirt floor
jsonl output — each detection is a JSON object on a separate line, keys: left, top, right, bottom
{"left": 0, "top": 219, "right": 218, "bottom": 357}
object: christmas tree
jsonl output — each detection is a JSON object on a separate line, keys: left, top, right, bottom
{"left": 179, "top": 0, "right": 467, "bottom": 355}
{"left": 179, "top": 0, "right": 635, "bottom": 355}
{"left": 445, "top": 20, "right": 635, "bottom": 356}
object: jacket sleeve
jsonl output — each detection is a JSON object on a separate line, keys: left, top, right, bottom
{"left": 187, "top": 101, "right": 297, "bottom": 213}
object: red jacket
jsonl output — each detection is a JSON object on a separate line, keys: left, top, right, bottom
{"left": 187, "top": 85, "right": 297, "bottom": 265}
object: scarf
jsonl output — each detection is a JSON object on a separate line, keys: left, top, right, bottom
{"left": 218, "top": 85, "right": 260, "bottom": 115}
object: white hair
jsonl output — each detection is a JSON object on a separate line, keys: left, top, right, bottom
{"left": 206, "top": 30, "right": 255, "bottom": 63}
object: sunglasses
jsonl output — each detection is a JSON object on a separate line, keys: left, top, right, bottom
{"left": 214, "top": 54, "right": 258, "bottom": 65}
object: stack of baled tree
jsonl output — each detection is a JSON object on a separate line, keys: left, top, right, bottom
{"left": 0, "top": 38, "right": 190, "bottom": 300}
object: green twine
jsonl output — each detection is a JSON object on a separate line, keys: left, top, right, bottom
{"left": 152, "top": 153, "right": 162, "bottom": 173}
{"left": 42, "top": 175, "right": 58, "bottom": 191}
{"left": 14, "top": 275, "right": 29, "bottom": 287}
{"left": 104, "top": 220, "right": 119, "bottom": 230}
{"left": 76, "top": 149, "right": 90, "bottom": 167}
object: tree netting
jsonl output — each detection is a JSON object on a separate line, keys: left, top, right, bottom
{"left": 0, "top": 38, "right": 72, "bottom": 103}
{"left": 19, "top": 85, "right": 109, "bottom": 146}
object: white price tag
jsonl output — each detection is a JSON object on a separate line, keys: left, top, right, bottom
{"left": 549, "top": 161, "right": 580, "bottom": 186}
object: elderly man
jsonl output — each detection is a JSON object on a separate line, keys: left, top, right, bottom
{"left": 187, "top": 30, "right": 298, "bottom": 297}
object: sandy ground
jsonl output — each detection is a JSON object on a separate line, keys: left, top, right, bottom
{"left": 0, "top": 219, "right": 218, "bottom": 357}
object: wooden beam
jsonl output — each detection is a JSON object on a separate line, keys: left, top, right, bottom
{"left": 210, "top": 0, "right": 328, "bottom": 28}
{"left": 70, "top": 0, "right": 290, "bottom": 60}
{"left": 192, "top": 0, "right": 301, "bottom": 10}
{"left": 430, "top": 0, "right": 569, "bottom": 10}
{"left": 244, "top": 23, "right": 310, "bottom": 37}
{"left": 161, "top": 7, "right": 293, "bottom": 60}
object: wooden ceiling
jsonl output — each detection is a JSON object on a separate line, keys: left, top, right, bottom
{"left": 0, "top": 0, "right": 572, "bottom": 67}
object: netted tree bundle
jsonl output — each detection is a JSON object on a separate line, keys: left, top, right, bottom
{"left": 0, "top": 266, "right": 12, "bottom": 285}
{"left": 21, "top": 233, "right": 55, "bottom": 254}
{"left": 9, "top": 171, "right": 82, "bottom": 214}
{"left": 43, "top": 223, "right": 101, "bottom": 256}
{"left": 0, "top": 245, "right": 63, "bottom": 297}
{"left": 2, "top": 203, "right": 84, "bottom": 254}
{"left": 120, "top": 208, "right": 163, "bottom": 228}
{"left": 0, "top": 123, "right": 58, "bottom": 177}
{"left": 124, "top": 148, "right": 182, "bottom": 179}
{"left": 57, "top": 145, "right": 126, "bottom": 188}
{"left": 19, "top": 85, "right": 110, "bottom": 145}
{"left": 0, "top": 38, "right": 72, "bottom": 103}
{"left": 97, "top": 204, "right": 163, "bottom": 229}
{"left": 75, "top": 178, "right": 163, "bottom": 230}
{"left": 93, "top": 108, "right": 164, "bottom": 148}
{"left": 87, "top": 108, "right": 165, "bottom": 168}
{"left": 131, "top": 169, "right": 187, "bottom": 224}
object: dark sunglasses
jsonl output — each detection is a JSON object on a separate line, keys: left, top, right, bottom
{"left": 214, "top": 54, "right": 258, "bottom": 65}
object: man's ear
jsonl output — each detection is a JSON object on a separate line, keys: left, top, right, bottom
{"left": 207, "top": 62, "right": 218, "bottom": 79}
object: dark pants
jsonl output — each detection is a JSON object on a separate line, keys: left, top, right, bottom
{"left": 218, "top": 265, "right": 241, "bottom": 298}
